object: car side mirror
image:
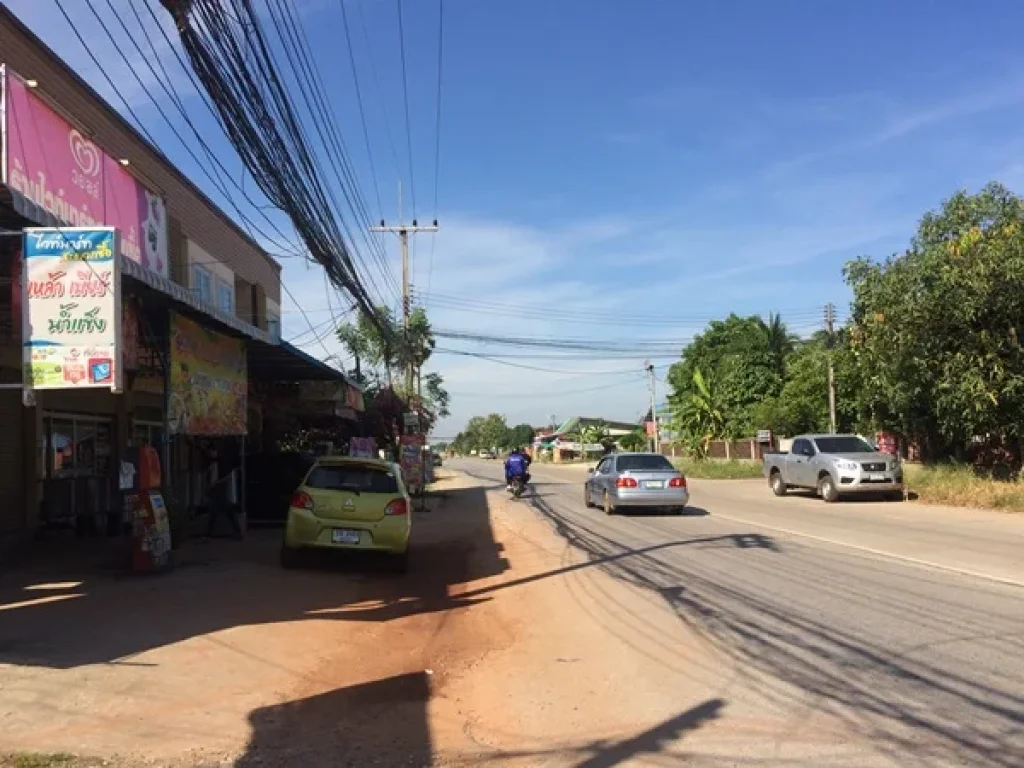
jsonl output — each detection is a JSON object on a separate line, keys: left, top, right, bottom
{"left": 587, "top": 467, "right": 595, "bottom": 475}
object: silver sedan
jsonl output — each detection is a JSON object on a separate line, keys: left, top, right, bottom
{"left": 584, "top": 452, "right": 689, "bottom": 514}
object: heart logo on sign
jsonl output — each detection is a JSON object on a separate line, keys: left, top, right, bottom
{"left": 69, "top": 129, "right": 100, "bottom": 177}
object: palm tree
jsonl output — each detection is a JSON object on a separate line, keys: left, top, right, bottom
{"left": 762, "top": 312, "right": 797, "bottom": 375}
{"left": 577, "top": 422, "right": 610, "bottom": 460}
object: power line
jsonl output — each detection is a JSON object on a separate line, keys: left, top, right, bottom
{"left": 395, "top": 0, "right": 417, "bottom": 218}
{"left": 337, "top": 0, "right": 384, "bottom": 223}
{"left": 448, "top": 376, "right": 646, "bottom": 399}
{"left": 355, "top": 0, "right": 403, "bottom": 183}
{"left": 433, "top": 348, "right": 654, "bottom": 374}
{"left": 160, "top": 0, "right": 396, "bottom": 340}
{"left": 424, "top": 0, "right": 444, "bottom": 309}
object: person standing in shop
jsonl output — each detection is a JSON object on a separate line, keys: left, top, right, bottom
{"left": 206, "top": 444, "right": 241, "bottom": 539}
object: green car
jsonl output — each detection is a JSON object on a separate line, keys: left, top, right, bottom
{"left": 281, "top": 456, "right": 412, "bottom": 571}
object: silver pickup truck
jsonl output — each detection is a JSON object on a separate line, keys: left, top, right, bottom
{"left": 763, "top": 434, "right": 904, "bottom": 502}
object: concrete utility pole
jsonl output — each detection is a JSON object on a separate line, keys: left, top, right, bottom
{"left": 370, "top": 181, "right": 438, "bottom": 395}
{"left": 825, "top": 302, "right": 837, "bottom": 434}
{"left": 646, "top": 360, "right": 659, "bottom": 452}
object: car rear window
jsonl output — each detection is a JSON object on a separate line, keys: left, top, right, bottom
{"left": 616, "top": 455, "right": 674, "bottom": 471}
{"left": 306, "top": 464, "right": 399, "bottom": 493}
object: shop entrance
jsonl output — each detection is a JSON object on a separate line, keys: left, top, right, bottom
{"left": 40, "top": 412, "right": 116, "bottom": 534}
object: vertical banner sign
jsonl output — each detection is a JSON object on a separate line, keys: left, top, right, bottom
{"left": 22, "top": 227, "right": 122, "bottom": 392}
{"left": 400, "top": 434, "right": 425, "bottom": 493}
{"left": 168, "top": 313, "right": 247, "bottom": 435}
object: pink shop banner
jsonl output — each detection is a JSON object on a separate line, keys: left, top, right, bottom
{"left": 1, "top": 67, "right": 168, "bottom": 277}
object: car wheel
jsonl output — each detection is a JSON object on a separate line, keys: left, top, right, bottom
{"left": 280, "top": 543, "right": 300, "bottom": 569}
{"left": 818, "top": 474, "right": 839, "bottom": 503}
{"left": 603, "top": 492, "right": 616, "bottom": 516}
{"left": 584, "top": 485, "right": 595, "bottom": 508}
{"left": 770, "top": 470, "right": 787, "bottom": 497}
{"left": 887, "top": 490, "right": 905, "bottom": 502}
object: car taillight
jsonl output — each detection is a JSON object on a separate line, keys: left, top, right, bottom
{"left": 291, "top": 491, "right": 313, "bottom": 510}
{"left": 669, "top": 476, "right": 687, "bottom": 488}
{"left": 385, "top": 499, "right": 408, "bottom": 516}
{"left": 616, "top": 477, "right": 638, "bottom": 488}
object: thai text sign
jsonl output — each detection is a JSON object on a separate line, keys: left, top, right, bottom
{"left": 400, "top": 434, "right": 425, "bottom": 493}
{"left": 2, "top": 67, "right": 169, "bottom": 276}
{"left": 168, "top": 313, "right": 247, "bottom": 435}
{"left": 22, "top": 227, "right": 121, "bottom": 391}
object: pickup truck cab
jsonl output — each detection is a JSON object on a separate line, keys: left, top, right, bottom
{"left": 763, "top": 434, "right": 903, "bottom": 502}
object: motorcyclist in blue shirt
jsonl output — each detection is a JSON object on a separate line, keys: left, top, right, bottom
{"left": 505, "top": 447, "right": 531, "bottom": 491}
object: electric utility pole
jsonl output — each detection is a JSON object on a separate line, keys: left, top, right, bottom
{"left": 370, "top": 182, "right": 438, "bottom": 395}
{"left": 825, "top": 302, "right": 837, "bottom": 434}
{"left": 646, "top": 360, "right": 659, "bottom": 452}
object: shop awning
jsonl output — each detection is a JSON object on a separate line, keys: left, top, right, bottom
{"left": 248, "top": 338, "right": 346, "bottom": 382}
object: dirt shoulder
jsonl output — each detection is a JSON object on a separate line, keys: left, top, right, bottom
{"left": 0, "top": 469, "right": 702, "bottom": 766}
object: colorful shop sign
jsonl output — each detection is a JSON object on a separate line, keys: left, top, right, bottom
{"left": 22, "top": 227, "right": 122, "bottom": 391}
{"left": 1, "top": 67, "right": 169, "bottom": 276}
{"left": 400, "top": 433, "right": 426, "bottom": 494}
{"left": 168, "top": 313, "right": 247, "bottom": 435}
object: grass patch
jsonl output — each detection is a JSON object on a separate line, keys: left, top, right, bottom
{"left": 904, "top": 463, "right": 1024, "bottom": 512}
{"left": 673, "top": 458, "right": 764, "bottom": 480}
{"left": 1, "top": 755, "right": 93, "bottom": 768}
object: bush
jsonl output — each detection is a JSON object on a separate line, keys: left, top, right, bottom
{"left": 905, "top": 463, "right": 1024, "bottom": 512}
{"left": 673, "top": 458, "right": 763, "bottom": 480}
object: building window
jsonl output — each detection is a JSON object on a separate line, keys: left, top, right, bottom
{"left": 191, "top": 264, "right": 213, "bottom": 305}
{"left": 217, "top": 280, "right": 233, "bottom": 314}
{"left": 267, "top": 311, "right": 281, "bottom": 340}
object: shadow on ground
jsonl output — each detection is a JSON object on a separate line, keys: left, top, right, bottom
{"left": 526, "top": 486, "right": 1024, "bottom": 768}
{"left": 235, "top": 672, "right": 432, "bottom": 767}
{"left": 0, "top": 484, "right": 507, "bottom": 670}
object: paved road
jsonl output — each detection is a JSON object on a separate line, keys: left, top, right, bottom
{"left": 456, "top": 459, "right": 1024, "bottom": 767}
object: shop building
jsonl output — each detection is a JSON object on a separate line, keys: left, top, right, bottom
{"left": 0, "top": 7, "right": 358, "bottom": 547}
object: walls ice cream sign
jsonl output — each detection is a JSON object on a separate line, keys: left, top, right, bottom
{"left": 1, "top": 67, "right": 169, "bottom": 277}
{"left": 22, "top": 228, "right": 122, "bottom": 392}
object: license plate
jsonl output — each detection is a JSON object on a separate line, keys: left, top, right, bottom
{"left": 868, "top": 473, "right": 886, "bottom": 482}
{"left": 331, "top": 529, "right": 361, "bottom": 544}
{"left": 645, "top": 480, "right": 664, "bottom": 489}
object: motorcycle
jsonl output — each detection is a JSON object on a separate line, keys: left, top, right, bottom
{"left": 509, "top": 475, "right": 527, "bottom": 499}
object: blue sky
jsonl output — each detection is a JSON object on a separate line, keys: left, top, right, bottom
{"left": 8, "top": 0, "right": 1024, "bottom": 436}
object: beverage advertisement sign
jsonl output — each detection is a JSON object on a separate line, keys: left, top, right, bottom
{"left": 1, "top": 67, "right": 169, "bottom": 276}
{"left": 400, "top": 434, "right": 425, "bottom": 493}
{"left": 168, "top": 313, "right": 247, "bottom": 435}
{"left": 22, "top": 227, "right": 121, "bottom": 391}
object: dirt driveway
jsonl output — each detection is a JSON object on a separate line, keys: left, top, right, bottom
{"left": 1, "top": 468, "right": 705, "bottom": 767}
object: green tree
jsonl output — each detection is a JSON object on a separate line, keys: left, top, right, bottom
{"left": 508, "top": 423, "right": 535, "bottom": 449}
{"left": 574, "top": 422, "right": 610, "bottom": 459}
{"left": 479, "top": 413, "right": 511, "bottom": 451}
{"left": 336, "top": 305, "right": 450, "bottom": 430}
{"left": 845, "top": 182, "right": 1024, "bottom": 460}
{"left": 618, "top": 429, "right": 648, "bottom": 452}
{"left": 761, "top": 312, "right": 798, "bottom": 376}
{"left": 672, "top": 368, "right": 726, "bottom": 459}
{"left": 667, "top": 314, "right": 787, "bottom": 436}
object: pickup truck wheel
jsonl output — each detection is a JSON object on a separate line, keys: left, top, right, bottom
{"left": 818, "top": 474, "right": 840, "bottom": 503}
{"left": 770, "top": 471, "right": 787, "bottom": 497}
